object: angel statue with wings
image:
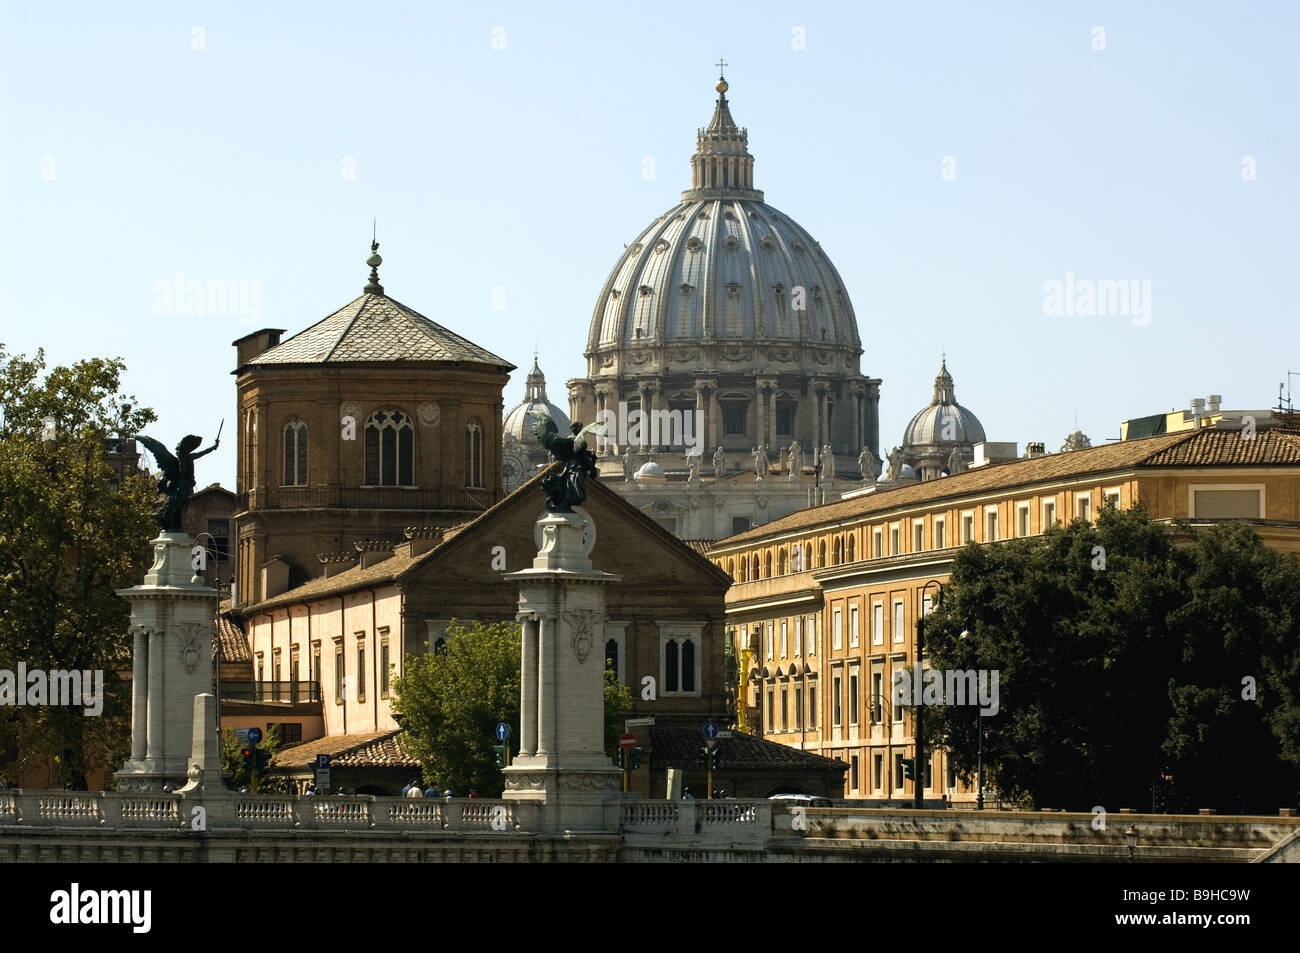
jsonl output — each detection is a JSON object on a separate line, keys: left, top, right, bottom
{"left": 133, "top": 424, "right": 222, "bottom": 531}
{"left": 528, "top": 412, "right": 606, "bottom": 512}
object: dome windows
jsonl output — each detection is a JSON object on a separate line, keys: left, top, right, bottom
{"left": 725, "top": 282, "right": 742, "bottom": 299}
{"left": 760, "top": 236, "right": 775, "bottom": 250}
{"left": 654, "top": 239, "right": 669, "bottom": 254}
{"left": 639, "top": 285, "right": 653, "bottom": 297}
{"left": 680, "top": 283, "right": 694, "bottom": 297}
{"left": 686, "top": 236, "right": 703, "bottom": 252}
{"left": 723, "top": 235, "right": 739, "bottom": 250}
{"left": 792, "top": 240, "right": 805, "bottom": 253}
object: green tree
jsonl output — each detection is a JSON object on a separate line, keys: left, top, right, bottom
{"left": 923, "top": 505, "right": 1300, "bottom": 812}
{"left": 392, "top": 620, "right": 522, "bottom": 797}
{"left": 0, "top": 346, "right": 156, "bottom": 789}
{"left": 393, "top": 620, "right": 638, "bottom": 796}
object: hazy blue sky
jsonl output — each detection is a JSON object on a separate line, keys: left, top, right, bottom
{"left": 2, "top": 1, "right": 1296, "bottom": 487}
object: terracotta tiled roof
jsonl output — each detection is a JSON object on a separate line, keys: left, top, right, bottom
{"left": 272, "top": 730, "right": 420, "bottom": 770}
{"left": 714, "top": 429, "right": 1300, "bottom": 548}
{"left": 241, "top": 546, "right": 426, "bottom": 613}
{"left": 680, "top": 539, "right": 716, "bottom": 556}
{"left": 216, "top": 613, "right": 251, "bottom": 662}
{"left": 242, "top": 293, "right": 514, "bottom": 370}
{"left": 649, "top": 727, "right": 846, "bottom": 773}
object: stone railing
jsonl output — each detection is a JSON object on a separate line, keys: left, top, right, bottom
{"left": 0, "top": 790, "right": 540, "bottom": 833}
{"left": 621, "top": 799, "right": 773, "bottom": 836}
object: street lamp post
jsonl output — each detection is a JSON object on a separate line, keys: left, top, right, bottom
{"left": 915, "top": 580, "right": 943, "bottom": 810}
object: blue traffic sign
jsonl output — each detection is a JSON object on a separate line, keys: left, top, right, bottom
{"left": 495, "top": 722, "right": 511, "bottom": 740}
{"left": 247, "top": 727, "right": 262, "bottom": 745}
{"left": 703, "top": 721, "right": 719, "bottom": 740}
{"left": 316, "top": 754, "right": 331, "bottom": 769}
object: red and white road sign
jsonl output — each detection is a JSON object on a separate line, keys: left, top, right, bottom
{"left": 620, "top": 733, "right": 636, "bottom": 750}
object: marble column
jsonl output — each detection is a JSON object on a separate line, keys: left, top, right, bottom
{"left": 519, "top": 611, "right": 538, "bottom": 756}
{"left": 536, "top": 613, "right": 554, "bottom": 756}
{"left": 145, "top": 627, "right": 165, "bottom": 763}
{"left": 769, "top": 387, "right": 778, "bottom": 446}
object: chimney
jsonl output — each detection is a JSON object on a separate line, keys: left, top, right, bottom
{"left": 261, "top": 556, "right": 290, "bottom": 599}
{"left": 233, "top": 328, "right": 286, "bottom": 369}
{"left": 1207, "top": 394, "right": 1222, "bottom": 414}
{"left": 1190, "top": 397, "right": 1206, "bottom": 428}
{"left": 404, "top": 525, "right": 445, "bottom": 557}
{"left": 355, "top": 539, "right": 397, "bottom": 569}
{"left": 1024, "top": 442, "right": 1046, "bottom": 458}
{"left": 318, "top": 552, "right": 355, "bottom": 578}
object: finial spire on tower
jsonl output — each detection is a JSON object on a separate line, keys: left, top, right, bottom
{"left": 363, "top": 232, "right": 384, "bottom": 296}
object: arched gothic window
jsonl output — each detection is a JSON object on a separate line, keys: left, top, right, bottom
{"left": 364, "top": 409, "right": 414, "bottom": 486}
{"left": 605, "top": 639, "right": 619, "bottom": 676}
{"left": 681, "top": 639, "right": 696, "bottom": 692}
{"left": 465, "top": 419, "right": 484, "bottom": 488}
{"left": 665, "top": 639, "right": 680, "bottom": 692}
{"left": 283, "top": 418, "right": 307, "bottom": 486}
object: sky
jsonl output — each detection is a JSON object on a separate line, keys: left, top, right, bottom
{"left": 2, "top": 0, "right": 1296, "bottom": 488}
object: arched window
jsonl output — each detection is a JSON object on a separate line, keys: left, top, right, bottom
{"left": 465, "top": 419, "right": 484, "bottom": 488}
{"left": 763, "top": 552, "right": 773, "bottom": 578}
{"left": 832, "top": 537, "right": 844, "bottom": 565}
{"left": 847, "top": 535, "right": 856, "bottom": 561}
{"left": 245, "top": 408, "right": 258, "bottom": 490}
{"left": 777, "top": 550, "right": 787, "bottom": 575}
{"left": 605, "top": 639, "right": 619, "bottom": 675}
{"left": 750, "top": 555, "right": 759, "bottom": 580}
{"left": 665, "top": 639, "right": 680, "bottom": 692}
{"left": 681, "top": 639, "right": 696, "bottom": 692}
{"left": 283, "top": 418, "right": 307, "bottom": 486}
{"left": 364, "top": 409, "right": 414, "bottom": 486}
{"left": 818, "top": 540, "right": 827, "bottom": 567}
{"left": 727, "top": 559, "right": 736, "bottom": 580}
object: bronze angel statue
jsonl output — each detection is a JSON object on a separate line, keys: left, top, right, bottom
{"left": 134, "top": 425, "right": 221, "bottom": 531}
{"left": 528, "top": 412, "right": 605, "bottom": 512}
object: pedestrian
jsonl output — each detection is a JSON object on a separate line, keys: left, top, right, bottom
{"left": 423, "top": 781, "right": 438, "bottom": 798}
{"left": 400, "top": 780, "right": 413, "bottom": 796}
{"left": 406, "top": 782, "right": 424, "bottom": 798}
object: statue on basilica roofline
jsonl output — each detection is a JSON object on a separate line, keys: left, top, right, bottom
{"left": 884, "top": 446, "right": 904, "bottom": 482}
{"left": 529, "top": 412, "right": 605, "bottom": 512}
{"left": 713, "top": 445, "right": 727, "bottom": 478}
{"left": 622, "top": 447, "right": 637, "bottom": 482}
{"left": 946, "top": 447, "right": 967, "bottom": 476}
{"left": 134, "top": 423, "right": 222, "bottom": 531}
{"left": 788, "top": 440, "right": 803, "bottom": 482}
{"left": 686, "top": 450, "right": 702, "bottom": 483}
{"left": 858, "top": 446, "right": 881, "bottom": 482}
{"left": 753, "top": 443, "right": 769, "bottom": 481}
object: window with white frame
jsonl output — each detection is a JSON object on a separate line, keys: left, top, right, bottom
{"left": 849, "top": 604, "right": 860, "bottom": 648}
{"left": 780, "top": 619, "right": 788, "bottom": 658}
{"left": 808, "top": 678, "right": 817, "bottom": 725}
{"left": 833, "top": 607, "right": 843, "bottom": 650}
{"left": 1077, "top": 495, "right": 1091, "bottom": 522}
{"left": 986, "top": 507, "right": 999, "bottom": 541}
{"left": 922, "top": 594, "right": 933, "bottom": 618}
{"left": 793, "top": 616, "right": 802, "bottom": 656}
{"left": 890, "top": 524, "right": 900, "bottom": 556}
{"left": 808, "top": 615, "right": 817, "bottom": 656}
{"left": 795, "top": 684, "right": 803, "bottom": 729}
{"left": 1043, "top": 499, "right": 1057, "bottom": 529}
{"left": 848, "top": 670, "right": 859, "bottom": 725}
{"left": 781, "top": 685, "right": 788, "bottom": 731}
{"left": 934, "top": 517, "right": 946, "bottom": 549}
{"left": 892, "top": 600, "right": 905, "bottom": 643}
{"left": 894, "top": 752, "right": 905, "bottom": 789}
{"left": 871, "top": 671, "right": 883, "bottom": 723}
{"left": 1104, "top": 487, "right": 1121, "bottom": 510}
{"left": 1189, "top": 485, "right": 1264, "bottom": 518}
{"left": 766, "top": 687, "right": 774, "bottom": 729}
{"left": 873, "top": 528, "right": 883, "bottom": 558}
{"left": 1017, "top": 503, "right": 1031, "bottom": 537}
{"left": 766, "top": 621, "right": 774, "bottom": 660}
{"left": 893, "top": 679, "right": 904, "bottom": 723}
{"left": 872, "top": 602, "right": 883, "bottom": 645}
{"left": 832, "top": 673, "right": 843, "bottom": 726}
{"left": 659, "top": 623, "right": 704, "bottom": 695}
{"left": 962, "top": 512, "right": 975, "bottom": 543}
{"left": 874, "top": 753, "right": 884, "bottom": 791}
{"left": 913, "top": 521, "right": 924, "bottom": 552}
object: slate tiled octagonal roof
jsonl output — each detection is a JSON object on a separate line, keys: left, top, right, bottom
{"left": 650, "top": 727, "right": 846, "bottom": 773}
{"left": 244, "top": 293, "right": 513, "bottom": 370}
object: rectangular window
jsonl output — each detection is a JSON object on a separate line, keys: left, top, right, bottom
{"left": 893, "top": 600, "right": 904, "bottom": 643}
{"left": 1043, "top": 499, "right": 1057, "bottom": 528}
{"left": 934, "top": 518, "right": 946, "bottom": 549}
{"left": 256, "top": 653, "right": 264, "bottom": 684}
{"left": 872, "top": 528, "right": 883, "bottom": 558}
{"left": 871, "top": 671, "right": 883, "bottom": 723}
{"left": 1191, "top": 487, "right": 1263, "bottom": 518}
{"left": 962, "top": 512, "right": 975, "bottom": 543}
{"left": 731, "top": 516, "right": 751, "bottom": 534}
{"left": 793, "top": 617, "right": 802, "bottom": 657}
{"left": 894, "top": 753, "right": 905, "bottom": 791}
{"left": 849, "top": 672, "right": 859, "bottom": 725}
{"left": 766, "top": 622, "right": 774, "bottom": 659}
{"left": 832, "top": 675, "right": 842, "bottom": 726}
{"left": 926, "top": 753, "right": 934, "bottom": 791}
{"left": 272, "top": 649, "right": 281, "bottom": 685}
{"left": 289, "top": 645, "right": 300, "bottom": 699}
{"left": 766, "top": 687, "right": 774, "bottom": 730}
{"left": 833, "top": 608, "right": 843, "bottom": 651}
{"left": 780, "top": 620, "right": 788, "bottom": 658}
{"left": 206, "top": 519, "right": 230, "bottom": 561}
{"left": 808, "top": 681, "right": 817, "bottom": 726}
{"left": 986, "top": 508, "right": 999, "bottom": 541}
{"left": 724, "top": 405, "right": 746, "bottom": 435}
{"left": 1017, "top": 503, "right": 1030, "bottom": 537}
{"left": 270, "top": 722, "right": 303, "bottom": 744}
{"left": 849, "top": 604, "right": 860, "bottom": 648}
{"left": 890, "top": 525, "right": 900, "bottom": 556}
{"left": 795, "top": 685, "right": 803, "bottom": 729}
{"left": 851, "top": 755, "right": 859, "bottom": 791}
{"left": 922, "top": 594, "right": 933, "bottom": 619}
{"left": 1104, "top": 488, "right": 1121, "bottom": 510}
{"left": 781, "top": 686, "right": 788, "bottom": 731}
{"left": 311, "top": 642, "right": 321, "bottom": 689}
{"left": 913, "top": 521, "right": 924, "bottom": 552}
{"left": 776, "top": 405, "right": 794, "bottom": 435}
{"left": 380, "top": 633, "right": 390, "bottom": 698}
{"left": 1077, "top": 495, "right": 1091, "bottom": 522}
{"left": 809, "top": 614, "right": 817, "bottom": 656}
{"left": 874, "top": 754, "right": 884, "bottom": 791}
{"left": 333, "top": 640, "right": 344, "bottom": 704}
{"left": 356, "top": 640, "right": 366, "bottom": 703}
{"left": 873, "top": 603, "right": 883, "bottom": 646}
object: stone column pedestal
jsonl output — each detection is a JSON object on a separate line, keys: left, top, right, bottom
{"left": 503, "top": 511, "right": 622, "bottom": 832}
{"left": 114, "top": 531, "right": 218, "bottom": 792}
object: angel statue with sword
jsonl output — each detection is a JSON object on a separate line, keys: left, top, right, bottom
{"left": 528, "top": 412, "right": 606, "bottom": 512}
{"left": 132, "top": 422, "right": 222, "bottom": 531}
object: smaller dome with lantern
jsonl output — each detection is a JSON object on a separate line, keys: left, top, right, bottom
{"left": 900, "top": 360, "right": 986, "bottom": 481}
{"left": 502, "top": 355, "right": 571, "bottom": 493}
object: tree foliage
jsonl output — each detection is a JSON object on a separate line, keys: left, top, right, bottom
{"left": 218, "top": 724, "right": 282, "bottom": 792}
{"left": 392, "top": 619, "right": 636, "bottom": 797}
{"left": 0, "top": 345, "right": 157, "bottom": 788}
{"left": 923, "top": 505, "right": 1300, "bottom": 812}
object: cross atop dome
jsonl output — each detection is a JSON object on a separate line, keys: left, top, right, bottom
{"left": 685, "top": 66, "right": 761, "bottom": 201}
